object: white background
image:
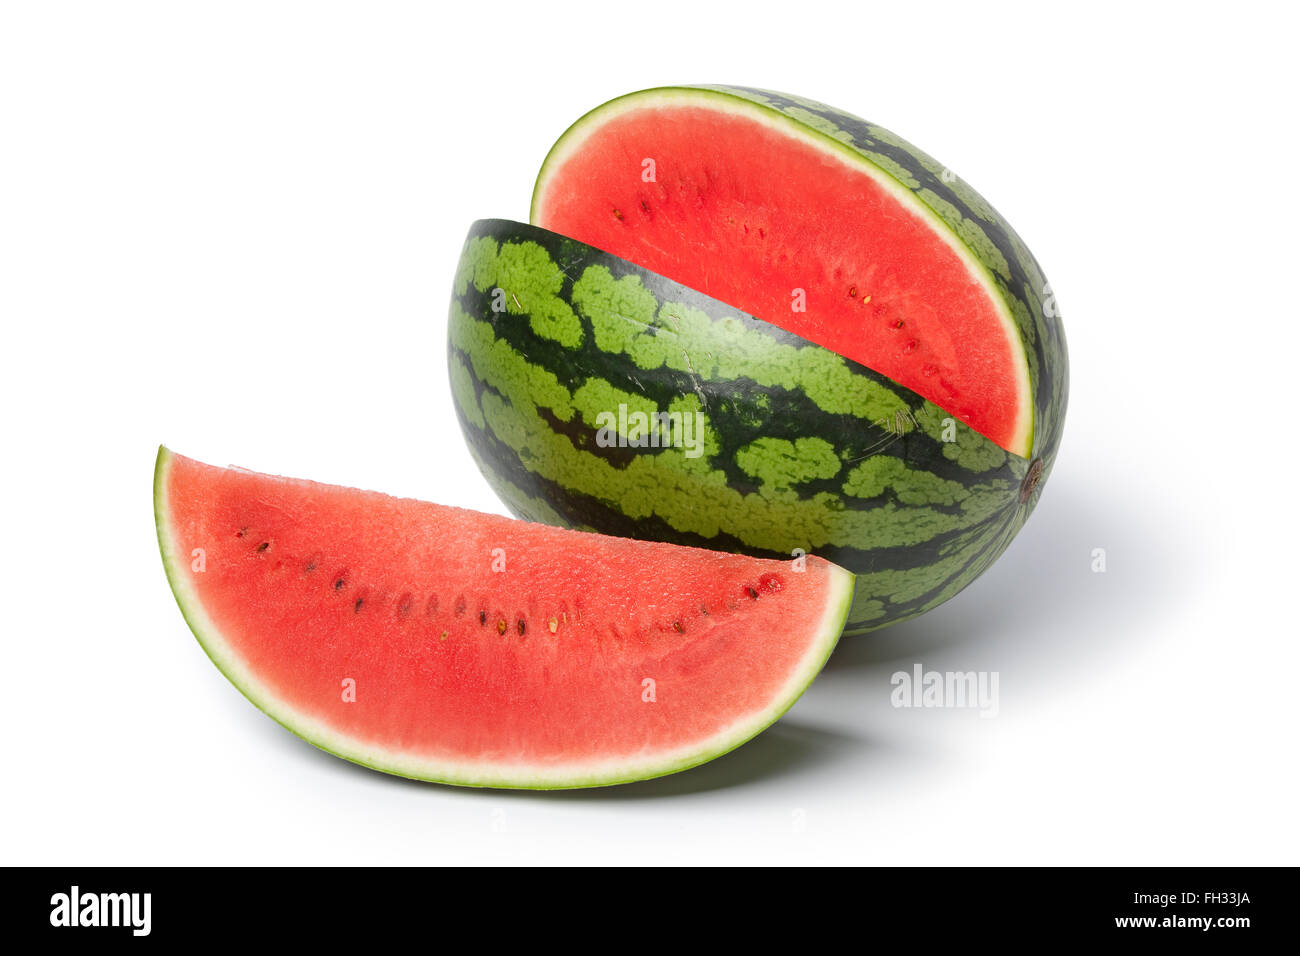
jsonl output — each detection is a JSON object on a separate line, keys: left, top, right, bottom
{"left": 2, "top": 0, "right": 1296, "bottom": 865}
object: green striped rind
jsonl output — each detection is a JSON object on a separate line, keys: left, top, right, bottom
{"left": 154, "top": 445, "right": 853, "bottom": 788}
{"left": 532, "top": 84, "right": 1068, "bottom": 471}
{"left": 448, "top": 221, "right": 1043, "bottom": 636}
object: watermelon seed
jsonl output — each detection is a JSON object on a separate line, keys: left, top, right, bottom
{"left": 256, "top": 541, "right": 270, "bottom": 553}
{"left": 440, "top": 630, "right": 448, "bottom": 641}
{"left": 479, "top": 610, "right": 487, "bottom": 626}
{"left": 862, "top": 295, "right": 871, "bottom": 304}
{"left": 673, "top": 620, "right": 684, "bottom": 634}
{"left": 746, "top": 586, "right": 759, "bottom": 600}
{"left": 699, "top": 604, "right": 709, "bottom": 615}
{"left": 517, "top": 619, "right": 526, "bottom": 636}
{"left": 612, "top": 207, "right": 624, "bottom": 220}
{"left": 848, "top": 285, "right": 856, "bottom": 298}
{"left": 893, "top": 319, "right": 905, "bottom": 330}
{"left": 639, "top": 200, "right": 650, "bottom": 213}
{"left": 354, "top": 598, "right": 364, "bottom": 613}
{"left": 496, "top": 618, "right": 507, "bottom": 636}
{"left": 334, "top": 576, "right": 347, "bottom": 591}
{"left": 548, "top": 617, "right": 558, "bottom": 634}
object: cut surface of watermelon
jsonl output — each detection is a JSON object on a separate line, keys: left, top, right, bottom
{"left": 155, "top": 448, "right": 852, "bottom": 788}
{"left": 532, "top": 86, "right": 1034, "bottom": 456}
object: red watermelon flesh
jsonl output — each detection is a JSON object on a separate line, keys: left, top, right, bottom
{"left": 154, "top": 448, "right": 853, "bottom": 788}
{"left": 532, "top": 92, "right": 1033, "bottom": 456}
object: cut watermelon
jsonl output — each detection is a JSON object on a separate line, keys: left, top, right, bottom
{"left": 154, "top": 447, "right": 853, "bottom": 788}
{"left": 532, "top": 86, "right": 1036, "bottom": 456}
{"left": 448, "top": 219, "right": 1053, "bottom": 638}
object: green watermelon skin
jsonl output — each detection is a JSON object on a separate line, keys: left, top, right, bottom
{"left": 448, "top": 220, "right": 1059, "bottom": 635}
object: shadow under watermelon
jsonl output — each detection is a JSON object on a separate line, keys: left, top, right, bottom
{"left": 821, "top": 472, "right": 1190, "bottom": 688}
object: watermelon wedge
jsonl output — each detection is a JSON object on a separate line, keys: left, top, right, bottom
{"left": 532, "top": 85, "right": 1059, "bottom": 459}
{"left": 154, "top": 447, "right": 853, "bottom": 788}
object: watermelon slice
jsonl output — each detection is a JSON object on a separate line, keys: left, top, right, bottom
{"left": 154, "top": 448, "right": 853, "bottom": 788}
{"left": 532, "top": 85, "right": 1036, "bottom": 456}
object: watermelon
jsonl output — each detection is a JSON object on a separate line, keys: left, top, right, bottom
{"left": 154, "top": 447, "right": 853, "bottom": 789}
{"left": 448, "top": 219, "right": 1057, "bottom": 636}
{"left": 446, "top": 86, "right": 1066, "bottom": 636}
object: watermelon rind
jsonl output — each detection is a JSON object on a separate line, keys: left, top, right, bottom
{"left": 448, "top": 220, "right": 1056, "bottom": 636}
{"left": 154, "top": 446, "right": 853, "bottom": 789}
{"left": 531, "top": 84, "right": 1068, "bottom": 465}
